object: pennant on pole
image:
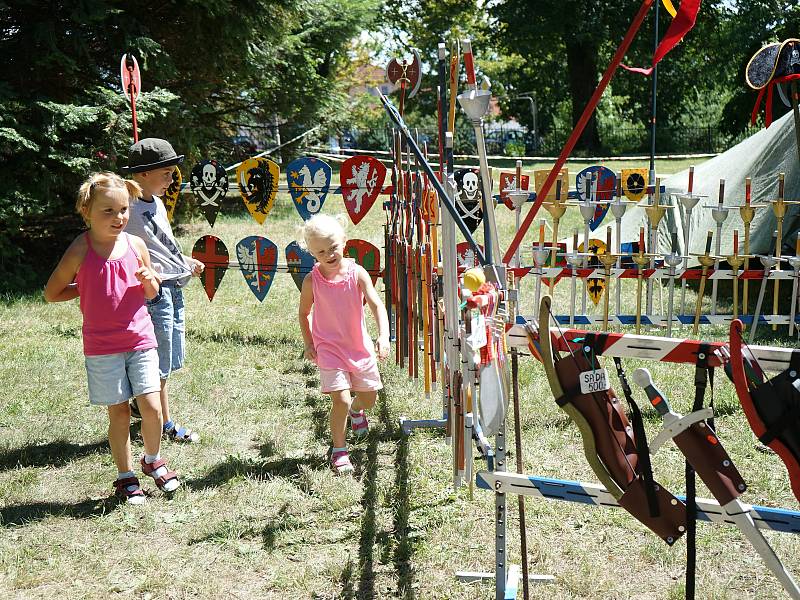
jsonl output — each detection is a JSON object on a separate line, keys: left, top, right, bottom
{"left": 622, "top": 0, "right": 701, "bottom": 75}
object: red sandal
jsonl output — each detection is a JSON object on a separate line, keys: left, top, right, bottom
{"left": 113, "top": 476, "right": 146, "bottom": 505}
{"left": 140, "top": 456, "right": 180, "bottom": 493}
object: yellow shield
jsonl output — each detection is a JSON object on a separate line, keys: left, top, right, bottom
{"left": 621, "top": 168, "right": 648, "bottom": 202}
{"left": 237, "top": 157, "right": 280, "bottom": 225}
{"left": 163, "top": 167, "right": 182, "bottom": 222}
{"left": 534, "top": 167, "right": 569, "bottom": 202}
{"left": 578, "top": 238, "right": 607, "bottom": 305}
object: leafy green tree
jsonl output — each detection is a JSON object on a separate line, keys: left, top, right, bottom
{"left": 0, "top": 0, "right": 376, "bottom": 291}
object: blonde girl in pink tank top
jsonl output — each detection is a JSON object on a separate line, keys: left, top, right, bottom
{"left": 298, "top": 215, "right": 390, "bottom": 474}
{"left": 45, "top": 172, "right": 180, "bottom": 503}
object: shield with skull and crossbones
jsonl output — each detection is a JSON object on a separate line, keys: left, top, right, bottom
{"left": 190, "top": 159, "right": 229, "bottom": 227}
{"left": 454, "top": 168, "right": 484, "bottom": 233}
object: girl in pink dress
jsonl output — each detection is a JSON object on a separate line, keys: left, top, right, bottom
{"left": 45, "top": 172, "right": 180, "bottom": 503}
{"left": 298, "top": 215, "right": 390, "bottom": 474}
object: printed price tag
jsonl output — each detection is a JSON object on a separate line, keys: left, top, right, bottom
{"left": 579, "top": 368, "right": 610, "bottom": 394}
{"left": 467, "top": 314, "right": 487, "bottom": 350}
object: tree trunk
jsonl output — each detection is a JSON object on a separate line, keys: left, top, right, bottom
{"left": 566, "top": 41, "right": 601, "bottom": 151}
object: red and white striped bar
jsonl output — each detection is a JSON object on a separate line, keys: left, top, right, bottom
{"left": 506, "top": 317, "right": 796, "bottom": 372}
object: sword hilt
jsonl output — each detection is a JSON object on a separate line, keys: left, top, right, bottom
{"left": 631, "top": 368, "right": 671, "bottom": 417}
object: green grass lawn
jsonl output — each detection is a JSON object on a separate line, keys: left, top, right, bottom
{"left": 2, "top": 156, "right": 799, "bottom": 599}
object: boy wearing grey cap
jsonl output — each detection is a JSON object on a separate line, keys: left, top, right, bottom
{"left": 123, "top": 138, "right": 203, "bottom": 443}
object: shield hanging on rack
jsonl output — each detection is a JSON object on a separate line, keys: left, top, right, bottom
{"left": 192, "top": 235, "right": 229, "bottom": 301}
{"left": 499, "top": 171, "right": 530, "bottom": 209}
{"left": 578, "top": 238, "right": 607, "bottom": 305}
{"left": 236, "top": 236, "right": 278, "bottom": 302}
{"left": 576, "top": 165, "right": 616, "bottom": 231}
{"left": 190, "top": 160, "right": 228, "bottom": 227}
{"left": 163, "top": 166, "right": 182, "bottom": 222}
{"left": 236, "top": 157, "right": 279, "bottom": 225}
{"left": 454, "top": 168, "right": 484, "bottom": 233}
{"left": 285, "top": 241, "right": 315, "bottom": 291}
{"left": 287, "top": 157, "right": 332, "bottom": 221}
{"left": 340, "top": 155, "right": 386, "bottom": 225}
{"left": 622, "top": 168, "right": 648, "bottom": 202}
{"left": 344, "top": 239, "right": 381, "bottom": 285}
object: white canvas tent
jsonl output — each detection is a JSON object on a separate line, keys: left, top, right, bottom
{"left": 616, "top": 111, "right": 800, "bottom": 263}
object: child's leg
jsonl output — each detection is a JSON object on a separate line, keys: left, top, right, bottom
{"left": 136, "top": 390, "right": 180, "bottom": 492}
{"left": 107, "top": 401, "right": 133, "bottom": 473}
{"left": 160, "top": 379, "right": 171, "bottom": 424}
{"left": 329, "top": 390, "right": 352, "bottom": 450}
{"left": 351, "top": 391, "right": 377, "bottom": 412}
{"left": 136, "top": 391, "right": 163, "bottom": 457}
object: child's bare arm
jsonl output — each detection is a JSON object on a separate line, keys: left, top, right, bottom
{"left": 298, "top": 274, "right": 316, "bottom": 361}
{"left": 44, "top": 237, "right": 86, "bottom": 302}
{"left": 357, "top": 266, "right": 390, "bottom": 359}
{"left": 131, "top": 237, "right": 160, "bottom": 300}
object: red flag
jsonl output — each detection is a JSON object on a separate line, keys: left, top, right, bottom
{"left": 622, "top": 0, "right": 701, "bottom": 75}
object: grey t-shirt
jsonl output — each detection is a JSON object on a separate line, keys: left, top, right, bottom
{"left": 126, "top": 195, "right": 192, "bottom": 287}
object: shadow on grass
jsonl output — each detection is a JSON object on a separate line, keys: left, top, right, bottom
{"left": 391, "top": 431, "right": 416, "bottom": 598}
{"left": 186, "top": 453, "right": 327, "bottom": 490}
{"left": 339, "top": 389, "right": 416, "bottom": 599}
{"left": 1, "top": 496, "right": 118, "bottom": 527}
{"left": 339, "top": 422, "right": 380, "bottom": 599}
{"left": 0, "top": 439, "right": 108, "bottom": 472}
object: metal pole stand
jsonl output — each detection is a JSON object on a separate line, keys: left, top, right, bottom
{"left": 455, "top": 413, "right": 555, "bottom": 599}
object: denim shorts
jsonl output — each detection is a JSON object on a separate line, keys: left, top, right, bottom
{"left": 146, "top": 283, "right": 186, "bottom": 379}
{"left": 85, "top": 348, "right": 160, "bottom": 406}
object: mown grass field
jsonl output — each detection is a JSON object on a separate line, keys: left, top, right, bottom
{"left": 2, "top": 156, "right": 799, "bottom": 599}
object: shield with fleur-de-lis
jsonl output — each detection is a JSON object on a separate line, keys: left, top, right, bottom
{"left": 190, "top": 160, "right": 228, "bottom": 227}
{"left": 236, "top": 236, "right": 278, "bottom": 302}
{"left": 163, "top": 166, "right": 182, "bottom": 222}
{"left": 236, "top": 157, "right": 279, "bottom": 225}
{"left": 285, "top": 241, "right": 315, "bottom": 291}
{"left": 287, "top": 157, "right": 332, "bottom": 221}
{"left": 344, "top": 239, "right": 381, "bottom": 285}
{"left": 192, "top": 235, "right": 228, "bottom": 301}
{"left": 340, "top": 156, "right": 387, "bottom": 225}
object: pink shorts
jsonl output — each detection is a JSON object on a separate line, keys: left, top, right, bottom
{"left": 319, "top": 362, "right": 383, "bottom": 394}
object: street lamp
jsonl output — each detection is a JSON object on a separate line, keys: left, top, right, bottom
{"left": 514, "top": 93, "right": 538, "bottom": 152}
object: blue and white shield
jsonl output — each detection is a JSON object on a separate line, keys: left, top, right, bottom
{"left": 286, "top": 157, "right": 332, "bottom": 221}
{"left": 236, "top": 236, "right": 278, "bottom": 302}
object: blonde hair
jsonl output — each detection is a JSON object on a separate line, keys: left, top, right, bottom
{"left": 298, "top": 214, "right": 347, "bottom": 250}
{"left": 76, "top": 172, "right": 142, "bottom": 225}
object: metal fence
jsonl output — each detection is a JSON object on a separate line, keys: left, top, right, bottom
{"left": 332, "top": 123, "right": 758, "bottom": 157}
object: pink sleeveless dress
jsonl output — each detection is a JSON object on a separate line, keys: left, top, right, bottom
{"left": 76, "top": 232, "right": 157, "bottom": 356}
{"left": 310, "top": 259, "right": 375, "bottom": 372}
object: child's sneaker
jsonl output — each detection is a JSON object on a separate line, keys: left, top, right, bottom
{"left": 163, "top": 421, "right": 200, "bottom": 444}
{"left": 349, "top": 409, "right": 369, "bottom": 437}
{"left": 330, "top": 450, "right": 354, "bottom": 475}
{"left": 140, "top": 456, "right": 180, "bottom": 493}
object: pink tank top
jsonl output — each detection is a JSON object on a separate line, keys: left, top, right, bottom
{"left": 76, "top": 232, "right": 157, "bottom": 356}
{"left": 310, "top": 259, "right": 375, "bottom": 371}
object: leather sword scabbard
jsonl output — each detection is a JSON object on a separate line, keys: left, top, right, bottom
{"left": 674, "top": 422, "right": 746, "bottom": 505}
{"left": 618, "top": 476, "right": 687, "bottom": 545}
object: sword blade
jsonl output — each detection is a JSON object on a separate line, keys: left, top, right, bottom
{"left": 723, "top": 499, "right": 800, "bottom": 599}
